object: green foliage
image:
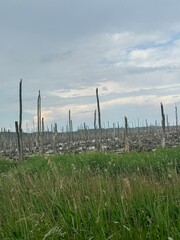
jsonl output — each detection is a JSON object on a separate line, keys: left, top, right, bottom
{"left": 0, "top": 148, "right": 179, "bottom": 239}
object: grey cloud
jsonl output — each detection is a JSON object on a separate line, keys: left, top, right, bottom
{"left": 1, "top": 0, "right": 180, "bottom": 40}
{"left": 0, "top": 0, "right": 180, "bottom": 129}
{"left": 41, "top": 50, "right": 73, "bottom": 63}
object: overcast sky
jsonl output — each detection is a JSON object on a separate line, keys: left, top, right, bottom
{"left": 1, "top": 0, "right": 180, "bottom": 131}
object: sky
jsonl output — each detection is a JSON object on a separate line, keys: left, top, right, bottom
{"left": 1, "top": 0, "right": 180, "bottom": 131}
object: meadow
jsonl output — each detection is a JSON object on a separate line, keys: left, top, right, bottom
{"left": 0, "top": 148, "right": 179, "bottom": 239}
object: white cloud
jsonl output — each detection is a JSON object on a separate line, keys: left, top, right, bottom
{"left": 48, "top": 81, "right": 127, "bottom": 98}
{"left": 127, "top": 41, "right": 180, "bottom": 69}
{"left": 24, "top": 80, "right": 180, "bottom": 129}
{"left": 12, "top": 28, "right": 180, "bottom": 129}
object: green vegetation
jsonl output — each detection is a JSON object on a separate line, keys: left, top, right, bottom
{"left": 0, "top": 148, "right": 179, "bottom": 239}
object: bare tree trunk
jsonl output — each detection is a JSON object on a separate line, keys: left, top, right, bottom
{"left": 96, "top": 88, "right": 102, "bottom": 151}
{"left": 96, "top": 88, "right": 101, "bottom": 130}
{"left": 161, "top": 102, "right": 166, "bottom": 148}
{"left": 15, "top": 121, "right": 21, "bottom": 159}
{"left": 124, "top": 116, "right": 130, "bottom": 153}
{"left": 53, "top": 123, "right": 58, "bottom": 154}
{"left": 41, "top": 117, "right": 44, "bottom": 153}
{"left": 166, "top": 114, "right": 170, "bottom": 138}
{"left": 68, "top": 110, "right": 73, "bottom": 152}
{"left": 117, "top": 121, "right": 120, "bottom": 144}
{"left": 15, "top": 80, "right": 23, "bottom": 160}
{"left": 175, "top": 105, "right": 178, "bottom": 132}
{"left": 94, "top": 109, "right": 97, "bottom": 130}
{"left": 94, "top": 109, "right": 98, "bottom": 149}
{"left": 113, "top": 123, "right": 116, "bottom": 139}
{"left": 37, "top": 90, "right": 42, "bottom": 153}
{"left": 19, "top": 79, "right": 23, "bottom": 160}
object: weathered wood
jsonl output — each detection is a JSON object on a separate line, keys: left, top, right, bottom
{"left": 96, "top": 88, "right": 101, "bottom": 130}
{"left": 68, "top": 110, "right": 73, "bottom": 151}
{"left": 16, "top": 79, "right": 23, "bottom": 160}
{"left": 41, "top": 117, "right": 45, "bottom": 153}
{"left": 161, "top": 102, "right": 166, "bottom": 148}
{"left": 96, "top": 88, "right": 102, "bottom": 151}
{"left": 94, "top": 109, "right": 97, "bottom": 130}
{"left": 15, "top": 121, "right": 21, "bottom": 158}
{"left": 175, "top": 105, "right": 178, "bottom": 131}
{"left": 37, "top": 90, "right": 41, "bottom": 153}
{"left": 124, "top": 116, "right": 130, "bottom": 153}
{"left": 19, "top": 79, "right": 22, "bottom": 133}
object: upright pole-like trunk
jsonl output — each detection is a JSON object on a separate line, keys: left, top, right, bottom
{"left": 37, "top": 90, "right": 41, "bottom": 153}
{"left": 94, "top": 109, "right": 98, "bottom": 149}
{"left": 53, "top": 123, "right": 58, "bottom": 154}
{"left": 19, "top": 80, "right": 22, "bottom": 134}
{"left": 113, "top": 123, "right": 116, "bottom": 139}
{"left": 37, "top": 90, "right": 41, "bottom": 134}
{"left": 124, "top": 116, "right": 130, "bottom": 153}
{"left": 166, "top": 114, "right": 170, "bottom": 136}
{"left": 117, "top": 121, "right": 120, "bottom": 144}
{"left": 15, "top": 121, "right": 21, "bottom": 159}
{"left": 15, "top": 79, "right": 23, "bottom": 160}
{"left": 68, "top": 110, "right": 73, "bottom": 151}
{"left": 19, "top": 79, "right": 23, "bottom": 160}
{"left": 41, "top": 117, "right": 44, "bottom": 153}
{"left": 175, "top": 105, "right": 178, "bottom": 132}
{"left": 96, "top": 88, "right": 102, "bottom": 151}
{"left": 161, "top": 102, "right": 166, "bottom": 148}
{"left": 94, "top": 109, "right": 97, "bottom": 130}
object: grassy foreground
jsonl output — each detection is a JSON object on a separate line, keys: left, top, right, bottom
{"left": 0, "top": 148, "right": 179, "bottom": 239}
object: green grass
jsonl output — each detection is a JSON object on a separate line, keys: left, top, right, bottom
{"left": 0, "top": 148, "right": 179, "bottom": 239}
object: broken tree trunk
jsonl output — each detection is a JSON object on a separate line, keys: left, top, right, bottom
{"left": 124, "top": 116, "right": 130, "bottom": 153}
{"left": 68, "top": 110, "right": 73, "bottom": 152}
{"left": 161, "top": 102, "right": 166, "bottom": 148}
{"left": 15, "top": 79, "right": 23, "bottom": 160}
{"left": 19, "top": 79, "right": 23, "bottom": 160}
{"left": 41, "top": 117, "right": 44, "bottom": 153}
{"left": 15, "top": 121, "right": 21, "bottom": 159}
{"left": 175, "top": 105, "right": 178, "bottom": 133}
{"left": 96, "top": 88, "right": 102, "bottom": 151}
{"left": 37, "top": 90, "right": 42, "bottom": 153}
{"left": 94, "top": 109, "right": 98, "bottom": 149}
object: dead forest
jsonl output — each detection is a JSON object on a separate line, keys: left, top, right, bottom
{"left": 0, "top": 80, "right": 180, "bottom": 160}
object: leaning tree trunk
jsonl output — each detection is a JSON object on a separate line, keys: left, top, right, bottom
{"left": 96, "top": 88, "right": 102, "bottom": 151}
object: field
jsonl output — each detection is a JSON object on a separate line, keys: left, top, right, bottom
{"left": 0, "top": 148, "right": 180, "bottom": 239}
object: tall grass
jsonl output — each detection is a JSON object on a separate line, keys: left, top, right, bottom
{"left": 0, "top": 148, "right": 179, "bottom": 239}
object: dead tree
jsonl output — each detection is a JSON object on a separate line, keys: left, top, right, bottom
{"left": 94, "top": 109, "right": 97, "bottom": 130}
{"left": 96, "top": 88, "right": 102, "bottom": 151}
{"left": 124, "top": 116, "right": 130, "bottom": 153}
{"left": 161, "top": 103, "right": 166, "bottom": 148}
{"left": 53, "top": 123, "right": 58, "bottom": 154}
{"left": 68, "top": 110, "right": 73, "bottom": 151}
{"left": 15, "top": 79, "right": 23, "bottom": 160}
{"left": 175, "top": 105, "right": 178, "bottom": 132}
{"left": 37, "top": 90, "right": 42, "bottom": 153}
{"left": 41, "top": 117, "right": 45, "bottom": 153}
{"left": 94, "top": 109, "right": 98, "bottom": 149}
{"left": 15, "top": 121, "right": 21, "bottom": 159}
